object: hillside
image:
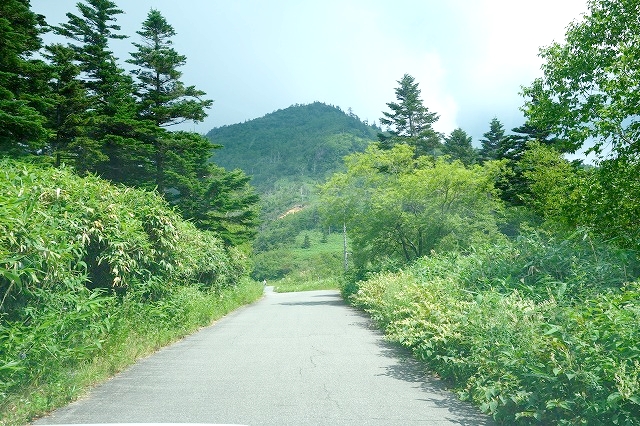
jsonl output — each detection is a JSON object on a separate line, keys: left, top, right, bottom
{"left": 206, "top": 102, "right": 379, "bottom": 190}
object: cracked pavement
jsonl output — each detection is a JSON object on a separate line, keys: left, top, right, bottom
{"left": 35, "top": 288, "right": 494, "bottom": 425}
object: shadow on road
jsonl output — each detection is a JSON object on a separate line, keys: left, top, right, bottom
{"left": 277, "top": 299, "right": 346, "bottom": 306}
{"left": 349, "top": 307, "right": 496, "bottom": 426}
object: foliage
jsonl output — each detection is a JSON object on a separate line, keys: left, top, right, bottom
{"left": 0, "top": 159, "right": 256, "bottom": 423}
{"left": 0, "top": 0, "right": 50, "bottom": 154}
{"left": 351, "top": 228, "right": 640, "bottom": 424}
{"left": 319, "top": 144, "right": 503, "bottom": 274}
{"left": 576, "top": 156, "right": 640, "bottom": 251}
{"left": 378, "top": 74, "right": 442, "bottom": 156}
{"left": 479, "top": 117, "right": 505, "bottom": 163}
{"left": 443, "top": 128, "right": 477, "bottom": 166}
{"left": 517, "top": 142, "right": 585, "bottom": 224}
{"left": 523, "top": 0, "right": 640, "bottom": 158}
{"left": 252, "top": 230, "right": 343, "bottom": 282}
{"left": 127, "top": 9, "right": 212, "bottom": 129}
{"left": 126, "top": 9, "right": 214, "bottom": 194}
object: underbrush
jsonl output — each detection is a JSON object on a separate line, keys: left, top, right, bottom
{"left": 0, "top": 159, "right": 262, "bottom": 425}
{"left": 1, "top": 278, "right": 263, "bottom": 425}
{"left": 351, "top": 229, "right": 640, "bottom": 424}
{"left": 271, "top": 272, "right": 340, "bottom": 293}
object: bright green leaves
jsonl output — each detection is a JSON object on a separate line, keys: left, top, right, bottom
{"left": 319, "top": 144, "right": 503, "bottom": 272}
{"left": 523, "top": 0, "right": 640, "bottom": 157}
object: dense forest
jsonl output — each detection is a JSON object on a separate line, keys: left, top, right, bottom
{"left": 207, "top": 102, "right": 378, "bottom": 190}
{"left": 2, "top": 0, "right": 640, "bottom": 424}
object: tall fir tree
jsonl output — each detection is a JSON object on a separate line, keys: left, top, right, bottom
{"left": 127, "top": 9, "right": 213, "bottom": 193}
{"left": 160, "top": 131, "right": 259, "bottom": 246}
{"left": 478, "top": 117, "right": 505, "bottom": 163}
{"left": 43, "top": 43, "right": 90, "bottom": 166}
{"left": 0, "top": 0, "right": 50, "bottom": 155}
{"left": 378, "top": 74, "right": 442, "bottom": 157}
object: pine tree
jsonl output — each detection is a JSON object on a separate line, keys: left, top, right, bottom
{"left": 165, "top": 132, "right": 259, "bottom": 246}
{"left": 478, "top": 117, "right": 505, "bottom": 163}
{"left": 378, "top": 74, "right": 442, "bottom": 157}
{"left": 443, "top": 128, "right": 477, "bottom": 166}
{"left": 0, "top": 0, "right": 50, "bottom": 154}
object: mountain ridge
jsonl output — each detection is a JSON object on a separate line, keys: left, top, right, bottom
{"left": 206, "top": 102, "right": 379, "bottom": 191}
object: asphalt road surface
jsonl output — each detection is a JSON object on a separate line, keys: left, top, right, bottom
{"left": 35, "top": 288, "right": 494, "bottom": 425}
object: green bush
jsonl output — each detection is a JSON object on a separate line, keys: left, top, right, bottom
{"left": 0, "top": 159, "right": 256, "bottom": 423}
{"left": 351, "top": 230, "right": 640, "bottom": 424}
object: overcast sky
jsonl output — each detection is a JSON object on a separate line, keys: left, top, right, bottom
{"left": 32, "top": 0, "right": 588, "bottom": 144}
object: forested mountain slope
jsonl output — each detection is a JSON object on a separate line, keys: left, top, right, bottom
{"left": 206, "top": 102, "right": 378, "bottom": 190}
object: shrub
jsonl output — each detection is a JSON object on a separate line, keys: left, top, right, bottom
{"left": 351, "top": 230, "right": 640, "bottom": 424}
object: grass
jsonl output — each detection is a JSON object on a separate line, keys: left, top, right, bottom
{"left": 1, "top": 279, "right": 264, "bottom": 426}
{"left": 269, "top": 231, "right": 344, "bottom": 292}
{"left": 271, "top": 274, "right": 341, "bottom": 293}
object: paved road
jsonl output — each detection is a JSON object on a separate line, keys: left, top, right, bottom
{"left": 35, "top": 288, "right": 494, "bottom": 425}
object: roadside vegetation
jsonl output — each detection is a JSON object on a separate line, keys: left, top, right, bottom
{"left": 0, "top": 160, "right": 264, "bottom": 425}
{"left": 317, "top": 2, "right": 640, "bottom": 422}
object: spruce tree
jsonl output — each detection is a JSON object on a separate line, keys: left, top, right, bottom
{"left": 443, "top": 128, "right": 477, "bottom": 166}
{"left": 378, "top": 74, "right": 442, "bottom": 157}
{"left": 0, "top": 0, "right": 50, "bottom": 155}
{"left": 53, "top": 0, "right": 153, "bottom": 181}
{"left": 43, "top": 43, "right": 90, "bottom": 166}
{"left": 478, "top": 117, "right": 505, "bottom": 163}
{"left": 127, "top": 9, "right": 213, "bottom": 193}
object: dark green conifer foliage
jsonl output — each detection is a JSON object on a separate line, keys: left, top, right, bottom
{"left": 378, "top": 74, "right": 442, "bottom": 157}
{"left": 127, "top": 9, "right": 213, "bottom": 193}
{"left": 43, "top": 43, "right": 90, "bottom": 166}
{"left": 127, "top": 9, "right": 213, "bottom": 128}
{"left": 443, "top": 128, "right": 477, "bottom": 166}
{"left": 53, "top": 0, "right": 154, "bottom": 181}
{"left": 0, "top": 0, "right": 50, "bottom": 154}
{"left": 478, "top": 117, "right": 505, "bottom": 162}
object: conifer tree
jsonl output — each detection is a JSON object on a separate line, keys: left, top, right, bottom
{"left": 478, "top": 117, "right": 505, "bottom": 163}
{"left": 378, "top": 74, "right": 442, "bottom": 157}
{"left": 43, "top": 43, "right": 90, "bottom": 166}
{"left": 0, "top": 0, "right": 50, "bottom": 154}
{"left": 53, "top": 0, "right": 153, "bottom": 181}
{"left": 127, "top": 9, "right": 213, "bottom": 193}
{"left": 443, "top": 128, "right": 477, "bottom": 166}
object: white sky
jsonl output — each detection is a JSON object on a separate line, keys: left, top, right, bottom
{"left": 31, "top": 0, "right": 588, "bottom": 144}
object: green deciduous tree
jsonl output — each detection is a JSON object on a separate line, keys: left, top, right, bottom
{"left": 319, "top": 144, "right": 502, "bottom": 273}
{"left": 517, "top": 142, "right": 585, "bottom": 224}
{"left": 443, "top": 128, "right": 477, "bottom": 166}
{"left": 522, "top": 0, "right": 640, "bottom": 158}
{"left": 0, "top": 0, "right": 49, "bottom": 154}
{"left": 378, "top": 74, "right": 442, "bottom": 157}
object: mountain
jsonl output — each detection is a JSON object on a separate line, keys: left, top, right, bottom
{"left": 206, "top": 102, "right": 379, "bottom": 191}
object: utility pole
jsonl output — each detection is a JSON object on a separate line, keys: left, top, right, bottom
{"left": 343, "top": 221, "right": 348, "bottom": 271}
